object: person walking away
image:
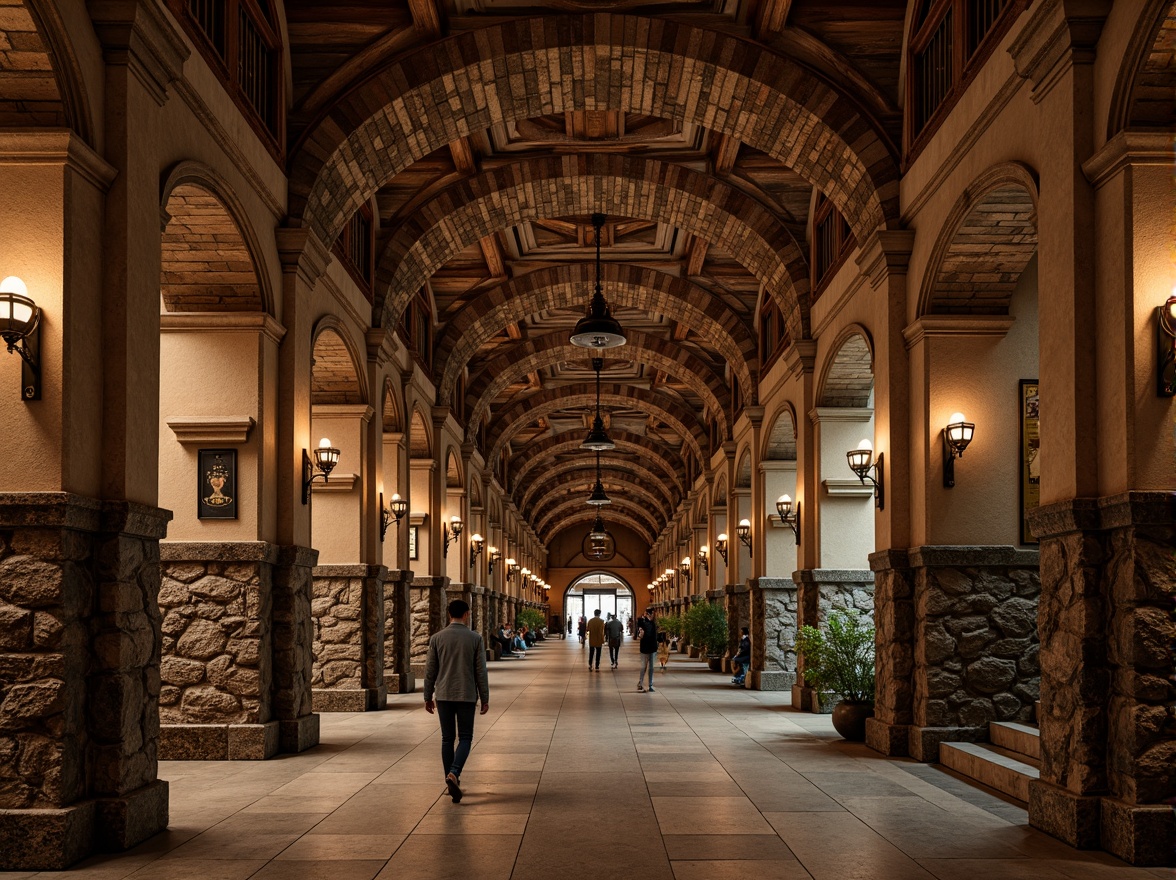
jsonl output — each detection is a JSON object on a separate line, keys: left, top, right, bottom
{"left": 731, "top": 626, "right": 751, "bottom": 686}
{"left": 586, "top": 609, "right": 606, "bottom": 670}
{"left": 604, "top": 612, "right": 624, "bottom": 668}
{"left": 636, "top": 608, "right": 658, "bottom": 692}
{"left": 424, "top": 599, "right": 490, "bottom": 803}
{"left": 567, "top": 616, "right": 572, "bottom": 637}
{"left": 577, "top": 615, "right": 587, "bottom": 646}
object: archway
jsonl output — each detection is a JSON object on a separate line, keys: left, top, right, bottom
{"left": 564, "top": 572, "right": 637, "bottom": 641}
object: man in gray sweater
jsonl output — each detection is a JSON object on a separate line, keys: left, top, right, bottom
{"left": 424, "top": 599, "right": 490, "bottom": 803}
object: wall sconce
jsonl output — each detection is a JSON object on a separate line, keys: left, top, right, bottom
{"left": 379, "top": 492, "right": 408, "bottom": 542}
{"left": 715, "top": 533, "right": 729, "bottom": 565}
{"left": 942, "top": 412, "right": 976, "bottom": 488}
{"left": 679, "top": 555, "right": 691, "bottom": 583}
{"left": 506, "top": 558, "right": 518, "bottom": 582}
{"left": 469, "top": 533, "right": 484, "bottom": 570}
{"left": 776, "top": 494, "right": 800, "bottom": 545}
{"left": 1158, "top": 294, "right": 1176, "bottom": 396}
{"left": 846, "top": 439, "right": 884, "bottom": 509}
{"left": 664, "top": 567, "right": 675, "bottom": 588}
{"left": 736, "top": 519, "right": 752, "bottom": 556}
{"left": 696, "top": 545, "right": 709, "bottom": 574}
{"left": 0, "top": 277, "right": 40, "bottom": 401}
{"left": 442, "top": 515, "right": 463, "bottom": 557}
{"left": 301, "top": 438, "right": 340, "bottom": 504}
{"left": 488, "top": 546, "right": 501, "bottom": 575}
{"left": 521, "top": 567, "right": 531, "bottom": 587}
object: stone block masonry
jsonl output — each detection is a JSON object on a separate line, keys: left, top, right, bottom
{"left": 410, "top": 576, "right": 448, "bottom": 679}
{"left": 791, "top": 569, "right": 875, "bottom": 711}
{"left": 311, "top": 565, "right": 387, "bottom": 712}
{"left": 749, "top": 578, "right": 796, "bottom": 691}
{"left": 0, "top": 493, "right": 171, "bottom": 870}
{"left": 383, "top": 569, "right": 414, "bottom": 693}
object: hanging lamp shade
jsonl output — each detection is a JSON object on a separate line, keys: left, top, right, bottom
{"left": 581, "top": 414, "right": 615, "bottom": 451}
{"left": 586, "top": 478, "right": 611, "bottom": 506}
{"left": 570, "top": 214, "right": 626, "bottom": 349}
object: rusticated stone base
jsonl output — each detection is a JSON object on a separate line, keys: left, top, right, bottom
{"left": 311, "top": 565, "right": 387, "bottom": 712}
{"left": 410, "top": 576, "right": 447, "bottom": 679}
{"left": 865, "top": 717, "right": 909, "bottom": 756}
{"left": 386, "top": 672, "right": 416, "bottom": 693}
{"left": 0, "top": 802, "right": 96, "bottom": 870}
{"left": 908, "top": 725, "right": 988, "bottom": 762}
{"left": 383, "top": 569, "right": 414, "bottom": 695}
{"left": 749, "top": 670, "right": 789, "bottom": 691}
{"left": 1028, "top": 779, "right": 1100, "bottom": 849}
{"left": 160, "top": 722, "right": 279, "bottom": 760}
{"left": 749, "top": 577, "right": 797, "bottom": 693}
{"left": 312, "top": 688, "right": 382, "bottom": 712}
{"left": 95, "top": 779, "right": 170, "bottom": 852}
{"left": 273, "top": 547, "right": 319, "bottom": 753}
{"left": 792, "top": 570, "right": 874, "bottom": 713}
{"left": 1099, "top": 797, "right": 1176, "bottom": 866}
{"left": 279, "top": 714, "right": 320, "bottom": 754}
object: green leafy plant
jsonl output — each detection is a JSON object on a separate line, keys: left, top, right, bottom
{"left": 659, "top": 614, "right": 682, "bottom": 639}
{"left": 515, "top": 607, "right": 545, "bottom": 633}
{"left": 683, "top": 602, "right": 728, "bottom": 657}
{"left": 794, "top": 610, "right": 875, "bottom": 702}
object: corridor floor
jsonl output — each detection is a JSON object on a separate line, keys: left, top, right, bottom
{"left": 12, "top": 638, "right": 1172, "bottom": 880}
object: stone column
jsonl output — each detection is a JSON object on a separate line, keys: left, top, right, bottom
{"left": 724, "top": 584, "right": 749, "bottom": 674}
{"left": 158, "top": 543, "right": 281, "bottom": 760}
{"left": 1027, "top": 495, "right": 1175, "bottom": 865}
{"left": 310, "top": 564, "right": 387, "bottom": 712}
{"left": 272, "top": 547, "right": 320, "bottom": 754}
{"left": 790, "top": 569, "right": 874, "bottom": 711}
{"left": 0, "top": 495, "right": 172, "bottom": 868}
{"left": 383, "top": 568, "right": 414, "bottom": 694}
{"left": 748, "top": 577, "right": 796, "bottom": 691}
{"left": 409, "top": 575, "right": 448, "bottom": 678}
{"left": 866, "top": 550, "right": 916, "bottom": 756}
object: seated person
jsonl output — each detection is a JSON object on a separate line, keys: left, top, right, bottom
{"left": 522, "top": 627, "right": 536, "bottom": 647}
{"left": 493, "top": 625, "right": 514, "bottom": 656}
{"left": 511, "top": 629, "right": 528, "bottom": 656}
{"left": 731, "top": 626, "right": 751, "bottom": 685}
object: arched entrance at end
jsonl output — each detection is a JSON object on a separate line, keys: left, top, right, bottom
{"left": 563, "top": 572, "right": 636, "bottom": 638}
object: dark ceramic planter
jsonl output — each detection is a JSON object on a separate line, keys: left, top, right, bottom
{"left": 707, "top": 656, "right": 724, "bottom": 672}
{"left": 831, "top": 700, "right": 874, "bottom": 740}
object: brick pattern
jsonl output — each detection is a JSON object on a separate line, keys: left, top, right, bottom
{"left": 1129, "top": 7, "right": 1176, "bottom": 127}
{"left": 765, "top": 410, "right": 797, "bottom": 460}
{"left": 435, "top": 262, "right": 757, "bottom": 408}
{"left": 516, "top": 456, "right": 677, "bottom": 515}
{"left": 466, "top": 329, "right": 731, "bottom": 438}
{"left": 373, "top": 154, "right": 811, "bottom": 343}
{"left": 0, "top": 1, "right": 66, "bottom": 129}
{"left": 546, "top": 510, "right": 655, "bottom": 546}
{"left": 818, "top": 333, "right": 873, "bottom": 408}
{"left": 486, "top": 383, "right": 706, "bottom": 465}
{"left": 930, "top": 186, "right": 1037, "bottom": 315}
{"left": 161, "top": 185, "right": 263, "bottom": 313}
{"left": 289, "top": 14, "right": 899, "bottom": 274}
{"left": 532, "top": 493, "right": 662, "bottom": 542}
{"left": 508, "top": 430, "right": 686, "bottom": 500}
{"left": 312, "top": 329, "right": 363, "bottom": 405}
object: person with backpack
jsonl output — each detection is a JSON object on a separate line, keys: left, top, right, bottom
{"left": 635, "top": 608, "right": 658, "bottom": 692}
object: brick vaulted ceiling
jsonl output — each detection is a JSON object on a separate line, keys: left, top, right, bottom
{"left": 282, "top": 0, "right": 907, "bottom": 544}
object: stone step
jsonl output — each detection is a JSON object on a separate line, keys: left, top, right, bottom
{"left": 989, "top": 720, "right": 1041, "bottom": 760}
{"left": 939, "top": 741, "right": 1040, "bottom": 803}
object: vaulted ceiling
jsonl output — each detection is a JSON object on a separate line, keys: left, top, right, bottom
{"left": 282, "top": 0, "right": 909, "bottom": 546}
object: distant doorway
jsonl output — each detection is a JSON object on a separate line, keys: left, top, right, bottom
{"left": 565, "top": 572, "right": 635, "bottom": 636}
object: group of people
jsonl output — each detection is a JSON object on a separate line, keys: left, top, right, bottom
{"left": 490, "top": 622, "right": 537, "bottom": 658}
{"left": 583, "top": 609, "right": 625, "bottom": 670}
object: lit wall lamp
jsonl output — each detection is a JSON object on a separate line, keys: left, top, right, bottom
{"left": 696, "top": 545, "right": 709, "bottom": 574}
{"left": 664, "top": 567, "right": 675, "bottom": 589}
{"left": 776, "top": 495, "right": 800, "bottom": 545}
{"left": 442, "top": 515, "right": 463, "bottom": 557}
{"left": 379, "top": 492, "right": 408, "bottom": 542}
{"left": 679, "top": 555, "right": 692, "bottom": 584}
{"left": 488, "top": 546, "right": 501, "bottom": 575}
{"left": 0, "top": 277, "right": 41, "bottom": 401}
{"left": 506, "top": 558, "right": 519, "bottom": 582}
{"left": 942, "top": 412, "right": 976, "bottom": 488}
{"left": 715, "top": 533, "right": 729, "bottom": 565}
{"left": 469, "top": 533, "right": 484, "bottom": 570}
{"left": 302, "top": 438, "right": 340, "bottom": 504}
{"left": 846, "top": 439, "right": 884, "bottom": 510}
{"left": 1157, "top": 293, "right": 1176, "bottom": 396}
{"left": 736, "top": 519, "right": 752, "bottom": 557}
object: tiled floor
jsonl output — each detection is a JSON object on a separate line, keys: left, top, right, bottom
{"left": 12, "top": 639, "right": 1173, "bottom": 879}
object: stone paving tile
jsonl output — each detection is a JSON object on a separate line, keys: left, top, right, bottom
{"left": 670, "top": 861, "right": 814, "bottom": 880}
{"left": 662, "top": 835, "right": 798, "bottom": 861}
{"left": 274, "top": 834, "right": 405, "bottom": 860}
{"left": 250, "top": 861, "right": 386, "bottom": 880}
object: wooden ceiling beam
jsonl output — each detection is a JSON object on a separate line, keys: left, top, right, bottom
{"left": 408, "top": 0, "right": 444, "bottom": 37}
{"left": 755, "top": 0, "right": 793, "bottom": 39}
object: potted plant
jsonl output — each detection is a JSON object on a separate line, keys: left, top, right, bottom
{"left": 516, "top": 607, "right": 546, "bottom": 637}
{"left": 683, "top": 602, "right": 728, "bottom": 671}
{"left": 660, "top": 613, "right": 682, "bottom": 646}
{"left": 794, "top": 610, "right": 875, "bottom": 741}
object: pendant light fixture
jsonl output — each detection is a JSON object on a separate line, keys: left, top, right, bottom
{"left": 581, "top": 357, "right": 615, "bottom": 451}
{"left": 570, "top": 214, "right": 626, "bottom": 349}
{"left": 586, "top": 451, "right": 611, "bottom": 506}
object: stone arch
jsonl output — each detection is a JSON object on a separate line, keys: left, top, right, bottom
{"left": 465, "top": 330, "right": 731, "bottom": 439}
{"left": 311, "top": 322, "right": 365, "bottom": 405}
{"left": 468, "top": 477, "right": 482, "bottom": 509}
{"left": 547, "top": 510, "right": 656, "bottom": 546}
{"left": 375, "top": 154, "right": 811, "bottom": 343}
{"left": 918, "top": 162, "right": 1039, "bottom": 317}
{"left": 695, "top": 490, "right": 710, "bottom": 521}
{"left": 524, "top": 468, "right": 674, "bottom": 523}
{"left": 160, "top": 170, "right": 271, "bottom": 314}
{"left": 486, "top": 384, "right": 707, "bottom": 466}
{"left": 409, "top": 407, "right": 431, "bottom": 458}
{"left": 2, "top": 0, "right": 93, "bottom": 139}
{"left": 382, "top": 378, "right": 401, "bottom": 433}
{"left": 534, "top": 496, "right": 661, "bottom": 543}
{"left": 508, "top": 431, "right": 685, "bottom": 499}
{"left": 435, "top": 263, "right": 757, "bottom": 407}
{"left": 518, "top": 458, "right": 676, "bottom": 515}
{"left": 1107, "top": 0, "right": 1176, "bottom": 135}
{"left": 714, "top": 474, "right": 728, "bottom": 507}
{"left": 817, "top": 327, "right": 874, "bottom": 408}
{"left": 764, "top": 406, "right": 798, "bottom": 460}
{"left": 445, "top": 450, "right": 462, "bottom": 489}
{"left": 735, "top": 449, "right": 753, "bottom": 489}
{"left": 289, "top": 14, "right": 898, "bottom": 252}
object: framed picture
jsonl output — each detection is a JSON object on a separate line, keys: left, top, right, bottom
{"left": 198, "top": 449, "right": 238, "bottom": 520}
{"left": 1019, "top": 380, "right": 1040, "bottom": 545}
{"left": 408, "top": 525, "right": 419, "bottom": 560}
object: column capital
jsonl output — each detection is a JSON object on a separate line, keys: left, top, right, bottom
{"left": 90, "top": 0, "right": 189, "bottom": 105}
{"left": 854, "top": 229, "right": 916, "bottom": 289}
{"left": 275, "top": 227, "right": 330, "bottom": 287}
{"left": 1008, "top": 0, "right": 1111, "bottom": 102}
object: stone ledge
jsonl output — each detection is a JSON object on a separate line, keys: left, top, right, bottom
{"left": 1029, "top": 779, "right": 1101, "bottom": 850}
{"left": 95, "top": 779, "right": 169, "bottom": 851}
{"left": 907, "top": 545, "right": 1040, "bottom": 568}
{"left": 312, "top": 688, "right": 384, "bottom": 712}
{"left": 279, "top": 715, "right": 320, "bottom": 753}
{"left": 866, "top": 717, "right": 909, "bottom": 756}
{"left": 160, "top": 723, "right": 279, "bottom": 760}
{"left": 908, "top": 724, "right": 987, "bottom": 762}
{"left": 1099, "top": 797, "right": 1176, "bottom": 867}
{"left": 166, "top": 416, "right": 255, "bottom": 444}
{"left": 313, "top": 563, "right": 386, "bottom": 578}
{"left": 1027, "top": 491, "right": 1176, "bottom": 539}
{"left": 386, "top": 672, "right": 416, "bottom": 694}
{"left": 0, "top": 495, "right": 172, "bottom": 540}
{"left": 750, "top": 670, "right": 792, "bottom": 691}
{"left": 0, "top": 801, "right": 96, "bottom": 870}
{"left": 752, "top": 577, "right": 796, "bottom": 590}
{"left": 161, "top": 541, "right": 280, "bottom": 563}
{"left": 792, "top": 569, "right": 873, "bottom": 583}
